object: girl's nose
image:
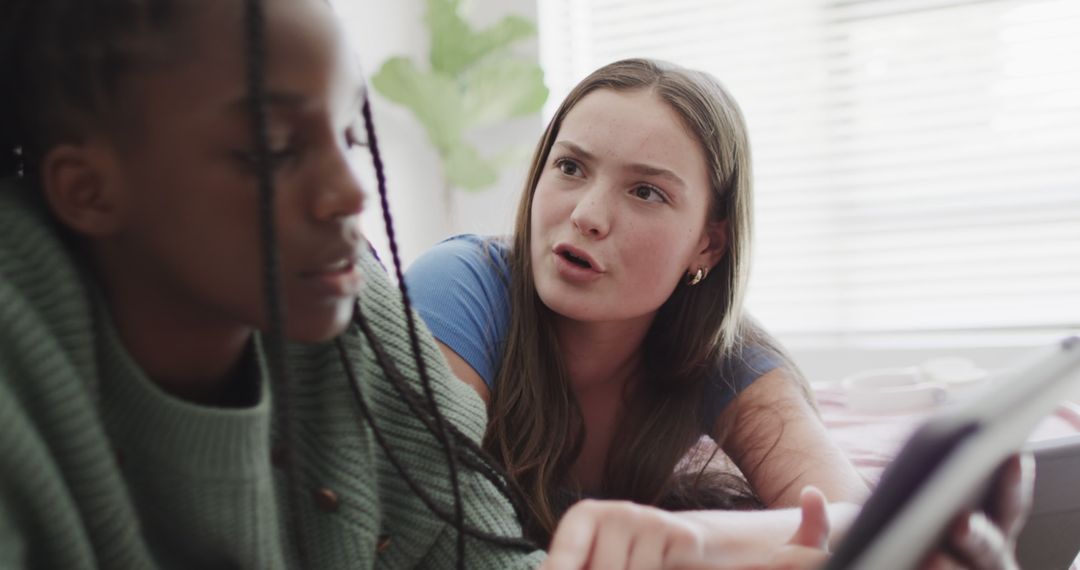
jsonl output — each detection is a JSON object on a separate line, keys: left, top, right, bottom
{"left": 312, "top": 149, "right": 365, "bottom": 222}
{"left": 569, "top": 185, "right": 611, "bottom": 238}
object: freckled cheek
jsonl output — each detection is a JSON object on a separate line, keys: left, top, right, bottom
{"left": 624, "top": 231, "right": 686, "bottom": 288}
{"left": 623, "top": 240, "right": 667, "bottom": 278}
{"left": 530, "top": 192, "right": 562, "bottom": 243}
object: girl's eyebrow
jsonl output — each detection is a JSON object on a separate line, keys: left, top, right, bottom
{"left": 554, "top": 140, "right": 595, "bottom": 162}
{"left": 225, "top": 85, "right": 365, "bottom": 117}
{"left": 627, "top": 162, "right": 686, "bottom": 189}
{"left": 227, "top": 91, "right": 307, "bottom": 115}
{"left": 554, "top": 140, "right": 686, "bottom": 189}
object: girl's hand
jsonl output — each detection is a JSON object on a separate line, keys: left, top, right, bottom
{"left": 684, "top": 487, "right": 831, "bottom": 570}
{"left": 920, "top": 453, "right": 1034, "bottom": 570}
{"left": 540, "top": 499, "right": 708, "bottom": 570}
{"left": 540, "top": 487, "right": 833, "bottom": 570}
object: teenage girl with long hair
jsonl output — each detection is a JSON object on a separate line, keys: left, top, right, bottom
{"left": 407, "top": 58, "right": 867, "bottom": 542}
{"left": 406, "top": 58, "right": 1033, "bottom": 570}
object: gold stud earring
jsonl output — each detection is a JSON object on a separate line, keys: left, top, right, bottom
{"left": 687, "top": 266, "right": 707, "bottom": 286}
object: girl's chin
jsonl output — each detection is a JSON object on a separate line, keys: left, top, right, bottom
{"left": 282, "top": 304, "right": 356, "bottom": 343}
{"left": 538, "top": 294, "right": 603, "bottom": 322}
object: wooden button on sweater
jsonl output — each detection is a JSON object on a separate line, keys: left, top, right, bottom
{"left": 313, "top": 488, "right": 339, "bottom": 512}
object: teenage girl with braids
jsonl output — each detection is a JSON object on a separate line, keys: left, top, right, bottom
{"left": 0, "top": 0, "right": 1031, "bottom": 567}
{"left": 0, "top": 0, "right": 549, "bottom": 566}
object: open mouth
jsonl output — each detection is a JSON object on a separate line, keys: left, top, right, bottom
{"left": 553, "top": 244, "right": 603, "bottom": 274}
{"left": 560, "top": 250, "right": 592, "bottom": 269}
{"left": 300, "top": 255, "right": 359, "bottom": 278}
{"left": 322, "top": 259, "right": 353, "bottom": 273}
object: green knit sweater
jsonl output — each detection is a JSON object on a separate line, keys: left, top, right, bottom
{"left": 0, "top": 179, "right": 544, "bottom": 569}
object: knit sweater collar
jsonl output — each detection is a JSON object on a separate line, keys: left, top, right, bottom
{"left": 94, "top": 299, "right": 273, "bottom": 478}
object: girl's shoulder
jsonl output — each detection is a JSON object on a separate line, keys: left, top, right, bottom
{"left": 408, "top": 234, "right": 512, "bottom": 285}
{"left": 0, "top": 180, "right": 103, "bottom": 502}
{"left": 403, "top": 234, "right": 513, "bottom": 392}
{"left": 0, "top": 179, "right": 96, "bottom": 358}
{"left": 700, "top": 330, "right": 788, "bottom": 431}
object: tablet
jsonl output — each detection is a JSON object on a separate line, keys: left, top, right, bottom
{"left": 825, "top": 336, "right": 1080, "bottom": 569}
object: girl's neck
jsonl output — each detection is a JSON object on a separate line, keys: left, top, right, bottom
{"left": 554, "top": 314, "right": 654, "bottom": 494}
{"left": 553, "top": 313, "right": 653, "bottom": 396}
{"left": 93, "top": 252, "right": 256, "bottom": 406}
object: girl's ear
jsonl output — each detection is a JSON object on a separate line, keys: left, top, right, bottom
{"left": 693, "top": 218, "right": 729, "bottom": 271}
{"left": 40, "top": 142, "right": 128, "bottom": 237}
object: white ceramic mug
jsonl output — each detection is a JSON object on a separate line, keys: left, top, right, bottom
{"left": 842, "top": 367, "right": 948, "bottom": 413}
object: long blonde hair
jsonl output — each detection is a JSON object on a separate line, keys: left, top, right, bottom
{"left": 484, "top": 58, "right": 771, "bottom": 543}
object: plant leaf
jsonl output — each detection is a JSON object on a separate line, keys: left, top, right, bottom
{"left": 370, "top": 56, "right": 464, "bottom": 153}
{"left": 425, "top": 0, "right": 471, "bottom": 75}
{"left": 460, "top": 16, "right": 536, "bottom": 68}
{"left": 461, "top": 55, "right": 549, "bottom": 129}
{"left": 426, "top": 0, "right": 536, "bottom": 75}
{"left": 444, "top": 143, "right": 499, "bottom": 191}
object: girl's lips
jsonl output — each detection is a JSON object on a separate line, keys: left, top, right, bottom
{"left": 301, "top": 255, "right": 357, "bottom": 276}
{"left": 553, "top": 243, "right": 604, "bottom": 272}
{"left": 553, "top": 249, "right": 604, "bottom": 284}
{"left": 301, "top": 257, "right": 364, "bottom": 298}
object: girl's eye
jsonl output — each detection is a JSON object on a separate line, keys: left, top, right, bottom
{"left": 233, "top": 146, "right": 299, "bottom": 171}
{"left": 631, "top": 184, "right": 667, "bottom": 203}
{"left": 268, "top": 147, "right": 297, "bottom": 165}
{"left": 555, "top": 158, "right": 582, "bottom": 177}
{"left": 345, "top": 125, "right": 368, "bottom": 149}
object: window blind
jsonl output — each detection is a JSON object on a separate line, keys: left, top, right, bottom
{"left": 537, "top": 0, "right": 1080, "bottom": 344}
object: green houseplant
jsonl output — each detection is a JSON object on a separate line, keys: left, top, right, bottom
{"left": 372, "top": 0, "right": 548, "bottom": 220}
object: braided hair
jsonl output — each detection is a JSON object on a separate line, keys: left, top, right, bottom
{"left": 0, "top": 0, "right": 170, "bottom": 179}
{"left": 2, "top": 0, "right": 537, "bottom": 566}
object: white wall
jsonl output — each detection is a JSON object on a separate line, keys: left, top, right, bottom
{"left": 333, "top": 0, "right": 546, "bottom": 269}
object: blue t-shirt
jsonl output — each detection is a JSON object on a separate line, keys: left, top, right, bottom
{"left": 404, "top": 234, "right": 781, "bottom": 433}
